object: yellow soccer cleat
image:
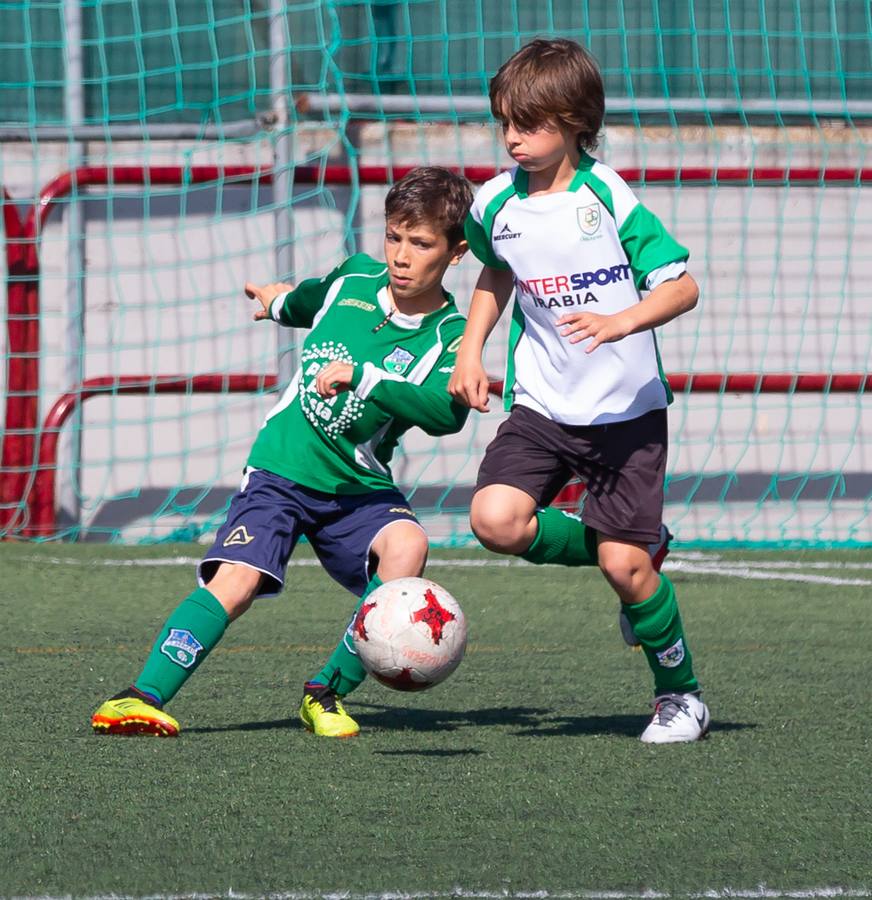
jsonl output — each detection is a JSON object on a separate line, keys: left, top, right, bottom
{"left": 91, "top": 689, "right": 180, "bottom": 737}
{"left": 299, "top": 682, "right": 360, "bottom": 738}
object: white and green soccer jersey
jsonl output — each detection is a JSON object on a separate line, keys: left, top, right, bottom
{"left": 465, "top": 154, "right": 690, "bottom": 426}
{"left": 247, "top": 253, "right": 468, "bottom": 495}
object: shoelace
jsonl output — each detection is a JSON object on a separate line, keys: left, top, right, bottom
{"left": 650, "top": 693, "right": 690, "bottom": 726}
{"left": 305, "top": 669, "right": 344, "bottom": 714}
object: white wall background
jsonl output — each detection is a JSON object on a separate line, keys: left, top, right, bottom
{"left": 1, "top": 122, "right": 869, "bottom": 543}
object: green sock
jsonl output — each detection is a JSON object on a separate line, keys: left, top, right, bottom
{"left": 521, "top": 507, "right": 598, "bottom": 566}
{"left": 311, "top": 574, "right": 383, "bottom": 696}
{"left": 621, "top": 575, "right": 699, "bottom": 695}
{"left": 134, "top": 587, "right": 229, "bottom": 705}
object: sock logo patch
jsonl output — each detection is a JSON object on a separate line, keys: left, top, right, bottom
{"left": 656, "top": 638, "right": 685, "bottom": 668}
{"left": 223, "top": 525, "right": 255, "bottom": 546}
{"left": 161, "top": 628, "right": 205, "bottom": 668}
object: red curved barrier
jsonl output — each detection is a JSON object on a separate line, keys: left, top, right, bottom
{"left": 27, "top": 374, "right": 278, "bottom": 537}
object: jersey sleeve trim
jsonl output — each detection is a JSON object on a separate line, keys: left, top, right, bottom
{"left": 275, "top": 253, "right": 388, "bottom": 328}
{"left": 353, "top": 362, "right": 405, "bottom": 399}
{"left": 619, "top": 203, "right": 690, "bottom": 291}
{"left": 464, "top": 214, "right": 508, "bottom": 269}
{"left": 270, "top": 293, "right": 290, "bottom": 322}
{"left": 586, "top": 161, "right": 640, "bottom": 228}
{"left": 502, "top": 299, "right": 527, "bottom": 412}
{"left": 466, "top": 174, "right": 516, "bottom": 270}
{"left": 646, "top": 260, "right": 688, "bottom": 290}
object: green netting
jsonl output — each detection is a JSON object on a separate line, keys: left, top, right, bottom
{"left": 0, "top": 1, "right": 870, "bottom": 546}
{"left": 3, "top": 1, "right": 872, "bottom": 122}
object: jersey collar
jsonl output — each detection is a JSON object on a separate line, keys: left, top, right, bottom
{"left": 513, "top": 152, "right": 595, "bottom": 199}
{"left": 375, "top": 284, "right": 457, "bottom": 330}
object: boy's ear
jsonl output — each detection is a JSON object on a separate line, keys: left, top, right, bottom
{"left": 449, "top": 239, "right": 469, "bottom": 265}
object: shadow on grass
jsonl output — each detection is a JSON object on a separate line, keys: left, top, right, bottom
{"left": 373, "top": 748, "right": 484, "bottom": 757}
{"left": 353, "top": 703, "right": 543, "bottom": 733}
{"left": 187, "top": 717, "right": 298, "bottom": 734}
{"left": 186, "top": 707, "right": 758, "bottom": 738}
{"left": 185, "top": 706, "right": 542, "bottom": 735}
{"left": 515, "top": 715, "right": 757, "bottom": 737}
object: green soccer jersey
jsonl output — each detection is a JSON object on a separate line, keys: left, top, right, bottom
{"left": 247, "top": 253, "right": 469, "bottom": 495}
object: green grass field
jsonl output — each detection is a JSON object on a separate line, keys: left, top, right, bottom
{"left": 1, "top": 544, "right": 871, "bottom": 898}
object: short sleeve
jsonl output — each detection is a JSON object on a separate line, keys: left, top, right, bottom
{"left": 464, "top": 212, "right": 511, "bottom": 270}
{"left": 618, "top": 204, "right": 690, "bottom": 291}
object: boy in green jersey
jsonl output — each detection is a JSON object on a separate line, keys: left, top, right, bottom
{"left": 91, "top": 166, "right": 473, "bottom": 738}
{"left": 450, "top": 39, "right": 710, "bottom": 743}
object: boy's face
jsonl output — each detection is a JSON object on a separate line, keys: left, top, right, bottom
{"left": 501, "top": 118, "right": 578, "bottom": 171}
{"left": 383, "top": 218, "right": 466, "bottom": 303}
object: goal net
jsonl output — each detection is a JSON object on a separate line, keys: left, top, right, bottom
{"left": 1, "top": 1, "right": 869, "bottom": 546}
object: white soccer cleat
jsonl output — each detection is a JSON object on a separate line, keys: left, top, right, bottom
{"left": 639, "top": 691, "right": 710, "bottom": 744}
{"left": 619, "top": 524, "right": 673, "bottom": 648}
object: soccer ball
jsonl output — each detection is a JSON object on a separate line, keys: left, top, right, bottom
{"left": 351, "top": 576, "right": 467, "bottom": 691}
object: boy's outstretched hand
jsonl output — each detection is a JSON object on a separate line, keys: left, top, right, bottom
{"left": 244, "top": 281, "right": 295, "bottom": 320}
{"left": 448, "top": 357, "right": 491, "bottom": 412}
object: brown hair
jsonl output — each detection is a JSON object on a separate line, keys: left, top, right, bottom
{"left": 489, "top": 38, "right": 605, "bottom": 152}
{"left": 384, "top": 166, "right": 473, "bottom": 246}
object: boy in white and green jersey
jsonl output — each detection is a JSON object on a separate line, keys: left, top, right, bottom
{"left": 91, "top": 167, "right": 473, "bottom": 739}
{"left": 450, "top": 38, "right": 711, "bottom": 743}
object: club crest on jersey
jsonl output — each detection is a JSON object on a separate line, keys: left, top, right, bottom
{"left": 383, "top": 346, "right": 415, "bottom": 375}
{"left": 161, "top": 629, "right": 204, "bottom": 669}
{"left": 656, "top": 638, "right": 686, "bottom": 669}
{"left": 577, "top": 203, "right": 602, "bottom": 237}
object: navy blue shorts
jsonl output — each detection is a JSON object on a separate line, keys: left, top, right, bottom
{"left": 199, "top": 468, "right": 423, "bottom": 598}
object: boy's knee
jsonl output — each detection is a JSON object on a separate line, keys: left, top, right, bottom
{"left": 470, "top": 501, "right": 528, "bottom": 555}
{"left": 205, "top": 563, "right": 262, "bottom": 620}
{"left": 373, "top": 521, "right": 429, "bottom": 579}
{"left": 392, "top": 526, "right": 429, "bottom": 569}
{"left": 597, "top": 541, "right": 656, "bottom": 600}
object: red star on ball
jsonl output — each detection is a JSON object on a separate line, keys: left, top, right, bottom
{"left": 353, "top": 600, "right": 377, "bottom": 641}
{"left": 411, "top": 588, "right": 455, "bottom": 644}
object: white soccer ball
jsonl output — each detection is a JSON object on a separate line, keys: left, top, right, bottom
{"left": 351, "top": 576, "right": 467, "bottom": 691}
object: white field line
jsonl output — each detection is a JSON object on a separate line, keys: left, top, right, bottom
{"left": 14, "top": 887, "right": 872, "bottom": 900}
{"left": 666, "top": 561, "right": 872, "bottom": 587}
{"left": 4, "top": 554, "right": 872, "bottom": 586}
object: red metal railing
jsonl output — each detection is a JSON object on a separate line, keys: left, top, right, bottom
{"left": 25, "top": 370, "right": 872, "bottom": 537}
{"left": 27, "top": 374, "right": 278, "bottom": 537}
{"left": 489, "top": 374, "right": 872, "bottom": 396}
{"left": 4, "top": 164, "right": 872, "bottom": 537}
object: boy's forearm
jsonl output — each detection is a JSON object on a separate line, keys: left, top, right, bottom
{"left": 623, "top": 272, "right": 699, "bottom": 334}
{"left": 458, "top": 291, "right": 502, "bottom": 358}
{"left": 351, "top": 366, "right": 469, "bottom": 435}
{"left": 457, "top": 267, "right": 514, "bottom": 359}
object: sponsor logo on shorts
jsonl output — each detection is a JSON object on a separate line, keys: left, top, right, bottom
{"left": 389, "top": 507, "right": 415, "bottom": 516}
{"left": 383, "top": 346, "right": 415, "bottom": 375}
{"left": 656, "top": 638, "right": 686, "bottom": 668}
{"left": 223, "top": 525, "right": 255, "bottom": 547}
{"left": 438, "top": 365, "right": 455, "bottom": 374}
{"left": 160, "top": 628, "right": 204, "bottom": 669}
{"left": 338, "top": 298, "right": 376, "bottom": 312}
